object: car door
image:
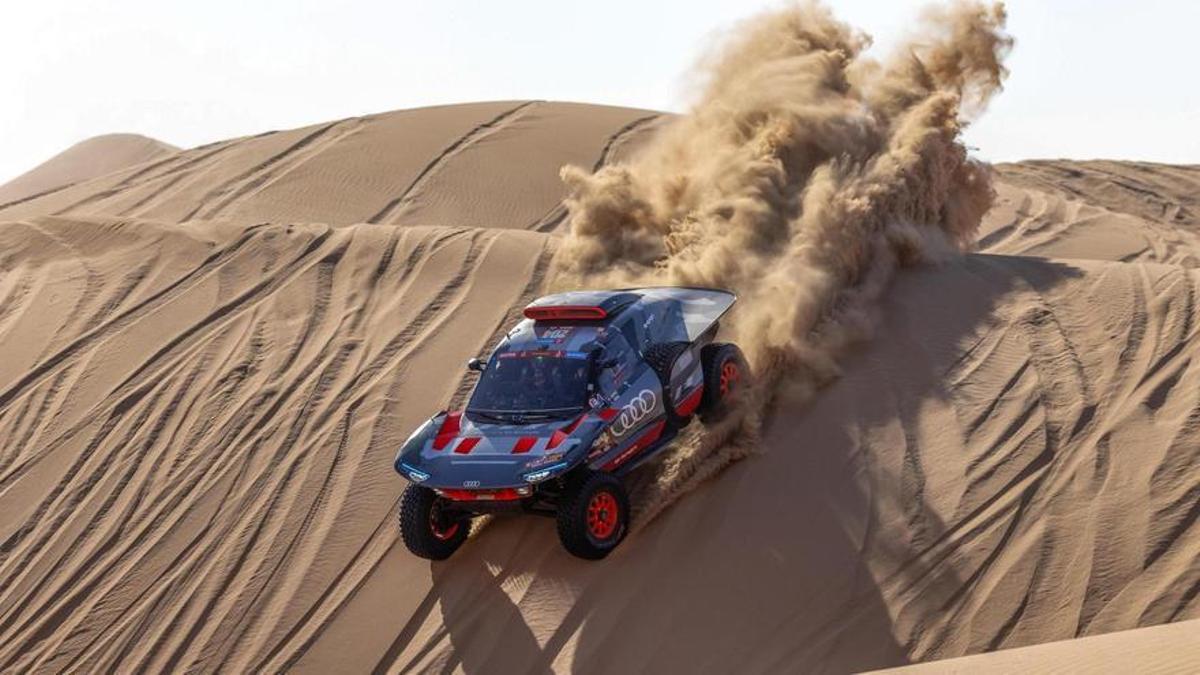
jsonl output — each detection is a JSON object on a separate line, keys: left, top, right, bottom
{"left": 594, "top": 324, "right": 666, "bottom": 446}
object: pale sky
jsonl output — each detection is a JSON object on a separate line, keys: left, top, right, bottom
{"left": 3, "top": 0, "right": 1198, "bottom": 185}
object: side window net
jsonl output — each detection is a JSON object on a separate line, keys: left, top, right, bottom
{"left": 596, "top": 329, "right": 637, "bottom": 397}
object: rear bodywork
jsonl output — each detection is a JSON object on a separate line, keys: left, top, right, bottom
{"left": 393, "top": 287, "right": 735, "bottom": 506}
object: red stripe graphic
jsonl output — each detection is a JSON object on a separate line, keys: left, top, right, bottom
{"left": 674, "top": 385, "right": 704, "bottom": 417}
{"left": 454, "top": 437, "right": 481, "bottom": 454}
{"left": 604, "top": 419, "right": 666, "bottom": 470}
{"left": 432, "top": 411, "right": 463, "bottom": 450}
{"left": 511, "top": 437, "right": 537, "bottom": 454}
{"left": 547, "top": 414, "right": 585, "bottom": 450}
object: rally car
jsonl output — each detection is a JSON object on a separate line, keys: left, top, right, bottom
{"left": 393, "top": 287, "right": 748, "bottom": 560}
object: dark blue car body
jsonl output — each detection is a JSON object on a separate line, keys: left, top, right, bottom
{"left": 393, "top": 287, "right": 736, "bottom": 499}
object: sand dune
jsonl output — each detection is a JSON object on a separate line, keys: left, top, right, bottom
{"left": 877, "top": 618, "right": 1200, "bottom": 674}
{"left": 0, "top": 134, "right": 178, "bottom": 208}
{"left": 0, "top": 102, "right": 661, "bottom": 230}
{"left": 0, "top": 102, "right": 1197, "bottom": 672}
{"left": 0, "top": 216, "right": 551, "bottom": 672}
{"left": 980, "top": 162, "right": 1200, "bottom": 266}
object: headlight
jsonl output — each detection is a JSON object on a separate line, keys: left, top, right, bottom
{"left": 399, "top": 463, "right": 430, "bottom": 483}
{"left": 522, "top": 462, "right": 569, "bottom": 483}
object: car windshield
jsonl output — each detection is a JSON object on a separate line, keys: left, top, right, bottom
{"left": 467, "top": 351, "right": 591, "bottom": 416}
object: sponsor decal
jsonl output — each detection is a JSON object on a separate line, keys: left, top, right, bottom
{"left": 499, "top": 349, "right": 589, "bottom": 360}
{"left": 607, "top": 442, "right": 642, "bottom": 469}
{"left": 588, "top": 393, "right": 613, "bottom": 409}
{"left": 610, "top": 361, "right": 629, "bottom": 387}
{"left": 609, "top": 389, "right": 657, "bottom": 437}
{"left": 588, "top": 430, "right": 615, "bottom": 459}
{"left": 524, "top": 452, "right": 564, "bottom": 469}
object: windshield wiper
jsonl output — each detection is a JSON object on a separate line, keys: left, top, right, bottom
{"left": 467, "top": 407, "right": 582, "bottom": 422}
{"left": 466, "top": 410, "right": 517, "bottom": 423}
{"left": 519, "top": 407, "right": 584, "bottom": 420}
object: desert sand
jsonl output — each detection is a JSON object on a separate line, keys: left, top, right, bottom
{"left": 0, "top": 96, "right": 1195, "bottom": 673}
{"left": 0, "top": 134, "right": 177, "bottom": 208}
{"left": 875, "top": 618, "right": 1200, "bottom": 674}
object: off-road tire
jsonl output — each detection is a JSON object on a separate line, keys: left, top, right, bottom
{"left": 643, "top": 341, "right": 691, "bottom": 427}
{"left": 399, "top": 484, "right": 469, "bottom": 560}
{"left": 699, "top": 343, "right": 749, "bottom": 423}
{"left": 556, "top": 472, "right": 630, "bottom": 560}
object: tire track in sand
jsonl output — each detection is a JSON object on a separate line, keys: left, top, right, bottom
{"left": 0, "top": 223, "right": 540, "bottom": 672}
{"left": 367, "top": 102, "right": 539, "bottom": 224}
{"left": 528, "top": 113, "right": 661, "bottom": 233}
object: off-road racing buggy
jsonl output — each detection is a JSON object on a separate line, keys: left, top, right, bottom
{"left": 393, "top": 287, "right": 748, "bottom": 560}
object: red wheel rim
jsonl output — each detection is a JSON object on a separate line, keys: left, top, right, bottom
{"left": 586, "top": 490, "right": 620, "bottom": 540}
{"left": 719, "top": 361, "right": 740, "bottom": 396}
{"left": 430, "top": 502, "right": 460, "bottom": 541}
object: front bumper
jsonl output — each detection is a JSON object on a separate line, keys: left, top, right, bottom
{"left": 396, "top": 441, "right": 581, "bottom": 490}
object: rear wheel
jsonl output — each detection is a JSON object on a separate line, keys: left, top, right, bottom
{"left": 399, "top": 484, "right": 470, "bottom": 560}
{"left": 556, "top": 472, "right": 629, "bottom": 560}
{"left": 699, "top": 343, "right": 749, "bottom": 422}
{"left": 643, "top": 342, "right": 691, "bottom": 428}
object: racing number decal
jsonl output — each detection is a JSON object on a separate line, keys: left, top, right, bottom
{"left": 610, "top": 389, "right": 657, "bottom": 438}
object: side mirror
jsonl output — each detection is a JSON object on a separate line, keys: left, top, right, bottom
{"left": 467, "top": 357, "right": 486, "bottom": 372}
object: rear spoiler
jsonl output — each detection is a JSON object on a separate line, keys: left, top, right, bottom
{"left": 622, "top": 287, "right": 737, "bottom": 341}
{"left": 523, "top": 291, "right": 641, "bottom": 322}
{"left": 523, "top": 306, "right": 608, "bottom": 321}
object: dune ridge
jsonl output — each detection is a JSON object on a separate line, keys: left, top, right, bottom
{"left": 0, "top": 102, "right": 661, "bottom": 231}
{"left": 0, "top": 134, "right": 178, "bottom": 208}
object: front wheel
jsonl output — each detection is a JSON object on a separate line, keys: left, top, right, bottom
{"left": 399, "top": 484, "right": 470, "bottom": 560}
{"left": 556, "top": 472, "right": 630, "bottom": 560}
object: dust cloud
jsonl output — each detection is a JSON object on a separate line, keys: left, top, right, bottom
{"left": 551, "top": 1, "right": 1013, "bottom": 523}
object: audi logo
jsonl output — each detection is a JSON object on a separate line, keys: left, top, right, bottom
{"left": 610, "top": 389, "right": 657, "bottom": 437}
{"left": 462, "top": 480, "right": 481, "bottom": 488}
